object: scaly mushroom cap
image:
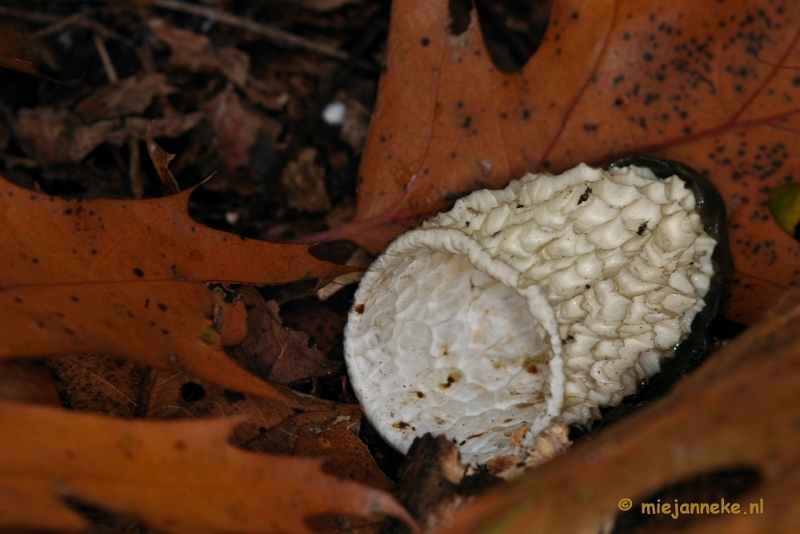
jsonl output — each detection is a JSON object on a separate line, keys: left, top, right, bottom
{"left": 345, "top": 163, "right": 716, "bottom": 466}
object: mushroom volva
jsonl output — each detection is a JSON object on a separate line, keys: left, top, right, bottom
{"left": 344, "top": 157, "right": 729, "bottom": 467}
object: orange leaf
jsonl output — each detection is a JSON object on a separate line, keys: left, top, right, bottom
{"left": 0, "top": 22, "right": 58, "bottom": 82}
{"left": 0, "top": 176, "right": 349, "bottom": 400}
{"left": 329, "top": 0, "right": 800, "bottom": 324}
{"left": 0, "top": 400, "right": 416, "bottom": 533}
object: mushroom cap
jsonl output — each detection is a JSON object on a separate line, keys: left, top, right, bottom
{"left": 344, "top": 163, "right": 716, "bottom": 466}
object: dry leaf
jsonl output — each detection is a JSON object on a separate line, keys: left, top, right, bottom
{"left": 239, "top": 287, "right": 340, "bottom": 385}
{"left": 14, "top": 108, "right": 118, "bottom": 163}
{"left": 14, "top": 75, "right": 196, "bottom": 164}
{"left": 325, "top": 0, "right": 800, "bottom": 324}
{"left": 0, "top": 175, "right": 348, "bottom": 399}
{"left": 0, "top": 21, "right": 61, "bottom": 82}
{"left": 45, "top": 354, "right": 150, "bottom": 417}
{"left": 0, "top": 360, "right": 60, "bottom": 405}
{"left": 202, "top": 84, "right": 283, "bottom": 171}
{"left": 282, "top": 147, "right": 333, "bottom": 213}
{"left": 0, "top": 400, "right": 416, "bottom": 533}
{"left": 147, "top": 18, "right": 250, "bottom": 87}
{"left": 73, "top": 74, "right": 176, "bottom": 123}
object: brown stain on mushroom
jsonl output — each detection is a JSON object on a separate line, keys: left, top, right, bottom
{"left": 392, "top": 421, "right": 416, "bottom": 431}
{"left": 440, "top": 372, "right": 462, "bottom": 389}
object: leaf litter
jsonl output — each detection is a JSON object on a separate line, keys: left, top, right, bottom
{"left": 3, "top": 0, "right": 799, "bottom": 532}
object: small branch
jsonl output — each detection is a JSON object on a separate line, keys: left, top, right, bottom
{"left": 151, "top": 0, "right": 348, "bottom": 60}
{"left": 93, "top": 33, "right": 118, "bottom": 83}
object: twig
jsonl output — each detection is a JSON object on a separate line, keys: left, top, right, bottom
{"left": 150, "top": 0, "right": 348, "bottom": 60}
{"left": 129, "top": 138, "right": 144, "bottom": 199}
{"left": 93, "top": 33, "right": 119, "bottom": 83}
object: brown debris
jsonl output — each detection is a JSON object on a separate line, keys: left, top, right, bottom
{"left": 13, "top": 74, "right": 198, "bottom": 164}
{"left": 238, "top": 287, "right": 340, "bottom": 385}
{"left": 201, "top": 84, "right": 283, "bottom": 171}
{"left": 45, "top": 354, "right": 151, "bottom": 417}
{"left": 73, "top": 73, "right": 176, "bottom": 123}
{"left": 381, "top": 434, "right": 471, "bottom": 534}
{"left": 14, "top": 107, "right": 117, "bottom": 163}
{"left": 281, "top": 146, "right": 332, "bottom": 212}
{"left": 487, "top": 423, "right": 572, "bottom": 480}
{"left": 0, "top": 359, "right": 60, "bottom": 405}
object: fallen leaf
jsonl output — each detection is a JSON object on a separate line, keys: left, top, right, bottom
{"left": 73, "top": 74, "right": 176, "bottom": 123}
{"left": 0, "top": 175, "right": 349, "bottom": 399}
{"left": 0, "top": 21, "right": 61, "bottom": 82}
{"left": 13, "top": 74, "right": 198, "bottom": 164}
{"left": 442, "top": 286, "right": 800, "bottom": 534}
{"left": 145, "top": 370, "right": 295, "bottom": 443}
{"left": 145, "top": 128, "right": 180, "bottom": 194}
{"left": 14, "top": 108, "right": 118, "bottom": 163}
{"left": 0, "top": 360, "right": 60, "bottom": 405}
{"left": 293, "top": 413, "right": 396, "bottom": 492}
{"left": 326, "top": 0, "right": 800, "bottom": 324}
{"left": 202, "top": 84, "right": 283, "bottom": 172}
{"left": 147, "top": 17, "right": 251, "bottom": 87}
{"left": 282, "top": 147, "right": 333, "bottom": 213}
{"left": 105, "top": 113, "right": 203, "bottom": 146}
{"left": 294, "top": 0, "right": 362, "bottom": 12}
{"left": 238, "top": 287, "right": 340, "bottom": 385}
{"left": 45, "top": 354, "right": 150, "bottom": 417}
{"left": 0, "top": 400, "right": 416, "bottom": 533}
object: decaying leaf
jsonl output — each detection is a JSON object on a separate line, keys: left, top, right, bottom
{"left": 202, "top": 84, "right": 283, "bottom": 172}
{"left": 45, "top": 354, "right": 150, "bottom": 417}
{"left": 148, "top": 17, "right": 251, "bottom": 88}
{"left": 0, "top": 360, "right": 60, "bottom": 406}
{"left": 73, "top": 74, "right": 177, "bottom": 123}
{"left": 0, "top": 400, "right": 416, "bottom": 533}
{"left": 324, "top": 0, "right": 800, "bottom": 324}
{"left": 0, "top": 21, "right": 61, "bottom": 82}
{"left": 145, "top": 370, "right": 295, "bottom": 440}
{"left": 282, "top": 147, "right": 333, "bottom": 213}
{"left": 14, "top": 74, "right": 197, "bottom": 164}
{"left": 442, "top": 286, "right": 800, "bottom": 534}
{"left": 0, "top": 175, "right": 349, "bottom": 399}
{"left": 238, "top": 287, "right": 340, "bottom": 384}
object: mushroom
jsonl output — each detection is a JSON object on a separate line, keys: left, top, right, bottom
{"left": 345, "top": 158, "right": 729, "bottom": 467}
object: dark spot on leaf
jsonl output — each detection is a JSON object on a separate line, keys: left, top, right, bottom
{"left": 157, "top": 302, "right": 168, "bottom": 312}
{"left": 133, "top": 268, "right": 144, "bottom": 278}
{"left": 421, "top": 37, "right": 430, "bottom": 46}
{"left": 180, "top": 382, "right": 206, "bottom": 402}
{"left": 223, "top": 390, "right": 246, "bottom": 403}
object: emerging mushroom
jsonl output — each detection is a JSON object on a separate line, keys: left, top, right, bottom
{"left": 345, "top": 158, "right": 728, "bottom": 467}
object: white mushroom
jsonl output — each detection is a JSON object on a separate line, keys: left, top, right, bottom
{"left": 344, "top": 163, "right": 717, "bottom": 466}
